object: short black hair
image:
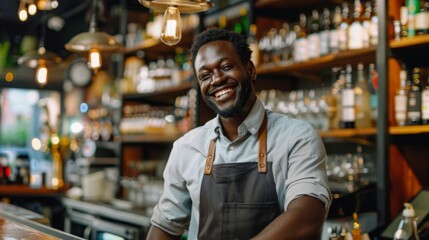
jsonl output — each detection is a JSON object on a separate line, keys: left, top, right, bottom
{"left": 190, "top": 28, "right": 252, "bottom": 71}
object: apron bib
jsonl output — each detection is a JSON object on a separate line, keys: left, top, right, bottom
{"left": 198, "top": 114, "right": 281, "bottom": 240}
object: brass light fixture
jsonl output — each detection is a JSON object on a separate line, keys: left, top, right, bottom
{"left": 65, "top": 0, "right": 121, "bottom": 72}
{"left": 18, "top": 16, "right": 62, "bottom": 86}
{"left": 138, "top": 0, "right": 213, "bottom": 46}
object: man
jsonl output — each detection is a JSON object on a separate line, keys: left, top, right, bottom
{"left": 147, "top": 28, "right": 332, "bottom": 240}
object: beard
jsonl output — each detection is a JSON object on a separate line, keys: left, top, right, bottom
{"left": 202, "top": 76, "right": 252, "bottom": 118}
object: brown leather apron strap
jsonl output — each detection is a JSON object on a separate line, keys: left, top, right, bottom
{"left": 258, "top": 113, "right": 268, "bottom": 173}
{"left": 204, "top": 139, "right": 216, "bottom": 175}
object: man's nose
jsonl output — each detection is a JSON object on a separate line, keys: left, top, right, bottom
{"left": 211, "top": 69, "right": 225, "bottom": 84}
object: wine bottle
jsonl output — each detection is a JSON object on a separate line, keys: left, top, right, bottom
{"left": 342, "top": 64, "right": 356, "bottom": 128}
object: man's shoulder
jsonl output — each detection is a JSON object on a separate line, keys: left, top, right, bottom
{"left": 175, "top": 118, "right": 216, "bottom": 145}
{"left": 267, "top": 112, "right": 317, "bottom": 135}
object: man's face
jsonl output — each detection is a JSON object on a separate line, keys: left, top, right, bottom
{"left": 194, "top": 40, "right": 256, "bottom": 118}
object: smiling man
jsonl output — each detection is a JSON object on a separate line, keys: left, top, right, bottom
{"left": 146, "top": 29, "right": 332, "bottom": 240}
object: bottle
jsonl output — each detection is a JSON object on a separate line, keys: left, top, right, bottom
{"left": 247, "top": 24, "right": 260, "bottom": 67}
{"left": 348, "top": 0, "right": 365, "bottom": 50}
{"left": 234, "top": 8, "right": 250, "bottom": 36}
{"left": 395, "top": 70, "right": 409, "bottom": 126}
{"left": 407, "top": 0, "right": 421, "bottom": 37}
{"left": 339, "top": 2, "right": 351, "bottom": 51}
{"left": 368, "top": 63, "right": 378, "bottom": 126}
{"left": 330, "top": 6, "right": 342, "bottom": 53}
{"left": 308, "top": 9, "right": 321, "bottom": 59}
{"left": 293, "top": 14, "right": 309, "bottom": 62}
{"left": 394, "top": 203, "right": 420, "bottom": 240}
{"left": 370, "top": 0, "right": 379, "bottom": 46}
{"left": 407, "top": 68, "right": 422, "bottom": 125}
{"left": 352, "top": 212, "right": 362, "bottom": 240}
{"left": 218, "top": 15, "right": 227, "bottom": 30}
{"left": 354, "top": 63, "right": 371, "bottom": 128}
{"left": 422, "top": 68, "right": 429, "bottom": 124}
{"left": 415, "top": 0, "right": 429, "bottom": 35}
{"left": 320, "top": 8, "right": 331, "bottom": 56}
{"left": 342, "top": 64, "right": 356, "bottom": 128}
{"left": 401, "top": 6, "right": 409, "bottom": 38}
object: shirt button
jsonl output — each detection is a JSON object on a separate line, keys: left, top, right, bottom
{"left": 228, "top": 146, "right": 234, "bottom": 150}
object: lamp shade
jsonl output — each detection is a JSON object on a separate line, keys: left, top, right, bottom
{"left": 18, "top": 47, "right": 62, "bottom": 68}
{"left": 65, "top": 31, "right": 121, "bottom": 53}
{"left": 138, "top": 0, "right": 213, "bottom": 13}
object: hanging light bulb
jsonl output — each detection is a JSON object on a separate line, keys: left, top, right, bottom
{"left": 160, "top": 6, "right": 182, "bottom": 46}
{"left": 35, "top": 64, "right": 48, "bottom": 86}
{"left": 37, "top": 0, "right": 59, "bottom": 10}
{"left": 65, "top": 0, "right": 121, "bottom": 71}
{"left": 28, "top": 0, "right": 38, "bottom": 15}
{"left": 138, "top": 0, "right": 213, "bottom": 46}
{"left": 18, "top": 1, "right": 28, "bottom": 22}
{"left": 88, "top": 48, "right": 102, "bottom": 70}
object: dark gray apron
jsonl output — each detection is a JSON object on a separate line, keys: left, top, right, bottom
{"left": 198, "top": 114, "right": 281, "bottom": 240}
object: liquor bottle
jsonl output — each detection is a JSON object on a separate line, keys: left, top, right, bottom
{"left": 407, "top": 0, "right": 420, "bottom": 37}
{"left": 395, "top": 69, "right": 408, "bottom": 126}
{"left": 354, "top": 63, "right": 372, "bottom": 128}
{"left": 218, "top": 15, "right": 227, "bottom": 30}
{"left": 339, "top": 2, "right": 351, "bottom": 51}
{"left": 393, "top": 203, "right": 420, "bottom": 240}
{"left": 422, "top": 68, "right": 429, "bottom": 124}
{"left": 407, "top": 68, "right": 422, "bottom": 125}
{"left": 370, "top": 0, "right": 379, "bottom": 46}
{"left": 293, "top": 14, "right": 309, "bottom": 62}
{"left": 308, "top": 9, "right": 321, "bottom": 59}
{"left": 401, "top": 6, "right": 409, "bottom": 38}
{"left": 362, "top": 1, "right": 372, "bottom": 48}
{"left": 234, "top": 8, "right": 250, "bottom": 36}
{"left": 368, "top": 63, "right": 378, "bottom": 126}
{"left": 247, "top": 24, "right": 260, "bottom": 67}
{"left": 320, "top": 8, "right": 331, "bottom": 56}
{"left": 348, "top": 0, "right": 365, "bottom": 50}
{"left": 342, "top": 64, "right": 356, "bottom": 128}
{"left": 352, "top": 212, "right": 362, "bottom": 240}
{"left": 330, "top": 6, "right": 342, "bottom": 53}
{"left": 415, "top": 0, "right": 429, "bottom": 35}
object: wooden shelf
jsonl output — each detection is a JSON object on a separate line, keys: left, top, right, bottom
{"left": 390, "top": 35, "right": 429, "bottom": 49}
{"left": 319, "top": 128, "right": 377, "bottom": 138}
{"left": 122, "top": 81, "right": 194, "bottom": 104}
{"left": 254, "top": 0, "right": 343, "bottom": 9}
{"left": 0, "top": 185, "right": 65, "bottom": 196}
{"left": 120, "top": 133, "right": 183, "bottom": 143}
{"left": 256, "top": 47, "right": 376, "bottom": 78}
{"left": 389, "top": 125, "right": 429, "bottom": 135}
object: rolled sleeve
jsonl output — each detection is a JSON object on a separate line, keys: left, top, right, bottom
{"left": 283, "top": 122, "right": 332, "bottom": 213}
{"left": 150, "top": 142, "right": 191, "bottom": 236}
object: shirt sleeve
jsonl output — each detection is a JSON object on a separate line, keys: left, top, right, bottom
{"left": 150, "top": 141, "right": 192, "bottom": 236}
{"left": 283, "top": 121, "right": 332, "bottom": 213}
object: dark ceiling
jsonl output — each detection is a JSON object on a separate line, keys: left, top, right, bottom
{"left": 0, "top": 0, "right": 147, "bottom": 60}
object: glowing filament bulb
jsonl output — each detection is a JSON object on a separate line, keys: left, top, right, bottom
{"left": 160, "top": 6, "right": 182, "bottom": 46}
{"left": 36, "top": 65, "right": 48, "bottom": 86}
{"left": 28, "top": 3, "right": 37, "bottom": 15}
{"left": 88, "top": 48, "right": 102, "bottom": 70}
{"left": 18, "top": 5, "right": 28, "bottom": 21}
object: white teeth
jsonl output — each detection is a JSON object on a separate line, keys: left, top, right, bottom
{"left": 215, "top": 88, "right": 233, "bottom": 98}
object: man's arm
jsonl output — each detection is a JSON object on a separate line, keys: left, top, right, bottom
{"left": 146, "top": 225, "right": 182, "bottom": 240}
{"left": 251, "top": 196, "right": 326, "bottom": 240}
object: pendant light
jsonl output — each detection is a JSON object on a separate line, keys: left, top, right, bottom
{"left": 138, "top": 0, "right": 213, "bottom": 46}
{"left": 18, "top": 15, "right": 62, "bottom": 86}
{"left": 65, "top": 0, "right": 121, "bottom": 72}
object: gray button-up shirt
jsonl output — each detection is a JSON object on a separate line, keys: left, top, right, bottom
{"left": 151, "top": 99, "right": 332, "bottom": 239}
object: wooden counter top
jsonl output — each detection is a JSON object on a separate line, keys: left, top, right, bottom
{"left": 0, "top": 204, "right": 83, "bottom": 240}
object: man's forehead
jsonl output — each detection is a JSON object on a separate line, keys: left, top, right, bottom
{"left": 195, "top": 41, "right": 238, "bottom": 67}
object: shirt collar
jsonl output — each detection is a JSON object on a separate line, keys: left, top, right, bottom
{"left": 210, "top": 98, "right": 266, "bottom": 139}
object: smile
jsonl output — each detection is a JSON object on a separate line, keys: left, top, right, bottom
{"left": 214, "top": 88, "right": 234, "bottom": 98}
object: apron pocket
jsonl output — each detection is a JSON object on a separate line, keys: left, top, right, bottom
{"left": 222, "top": 201, "right": 280, "bottom": 240}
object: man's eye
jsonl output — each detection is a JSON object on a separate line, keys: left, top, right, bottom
{"left": 221, "top": 65, "right": 232, "bottom": 71}
{"left": 199, "top": 74, "right": 211, "bottom": 81}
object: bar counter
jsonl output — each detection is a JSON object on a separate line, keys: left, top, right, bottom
{"left": 0, "top": 203, "right": 83, "bottom": 240}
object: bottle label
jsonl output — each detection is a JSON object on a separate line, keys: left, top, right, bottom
{"left": 415, "top": 12, "right": 429, "bottom": 32}
{"left": 342, "top": 107, "right": 356, "bottom": 121}
{"left": 370, "top": 16, "right": 379, "bottom": 46}
{"left": 339, "top": 24, "right": 348, "bottom": 51}
{"left": 308, "top": 33, "right": 321, "bottom": 59}
{"left": 395, "top": 95, "right": 407, "bottom": 125}
{"left": 422, "top": 90, "right": 429, "bottom": 120}
{"left": 407, "top": 92, "right": 422, "bottom": 120}
{"left": 319, "top": 30, "right": 330, "bottom": 55}
{"left": 342, "top": 89, "right": 355, "bottom": 106}
{"left": 348, "top": 22, "right": 364, "bottom": 49}
{"left": 293, "top": 38, "right": 309, "bottom": 62}
{"left": 329, "top": 29, "right": 340, "bottom": 52}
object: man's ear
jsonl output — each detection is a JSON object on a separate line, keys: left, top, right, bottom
{"left": 247, "top": 61, "right": 257, "bottom": 82}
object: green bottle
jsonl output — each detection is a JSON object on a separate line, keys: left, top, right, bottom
{"left": 407, "top": 0, "right": 420, "bottom": 36}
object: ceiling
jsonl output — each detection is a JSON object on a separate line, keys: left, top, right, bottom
{"left": 0, "top": 0, "right": 146, "bottom": 60}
